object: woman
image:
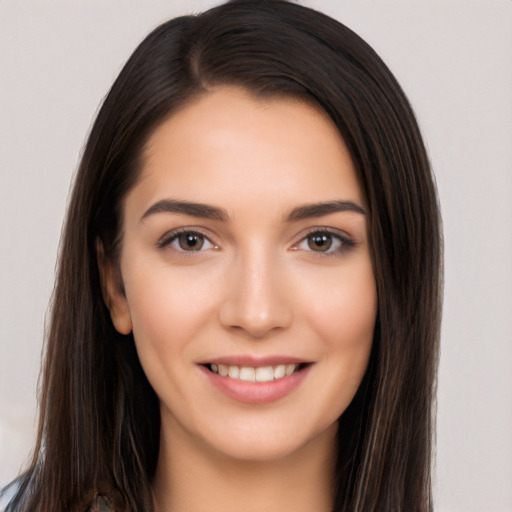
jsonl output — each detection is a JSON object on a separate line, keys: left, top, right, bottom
{"left": 2, "top": 0, "right": 441, "bottom": 510}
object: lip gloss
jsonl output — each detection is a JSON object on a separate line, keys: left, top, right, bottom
{"left": 199, "top": 364, "right": 311, "bottom": 404}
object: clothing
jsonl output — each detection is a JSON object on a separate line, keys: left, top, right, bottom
{"left": 0, "top": 482, "right": 17, "bottom": 511}
{"left": 89, "top": 494, "right": 114, "bottom": 512}
{"left": 0, "top": 484, "right": 114, "bottom": 512}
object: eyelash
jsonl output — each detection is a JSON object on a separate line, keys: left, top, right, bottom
{"left": 293, "top": 228, "right": 355, "bottom": 256}
{"left": 156, "top": 227, "right": 355, "bottom": 256}
{"left": 156, "top": 228, "right": 217, "bottom": 253}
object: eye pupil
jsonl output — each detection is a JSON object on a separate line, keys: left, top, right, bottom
{"left": 178, "top": 233, "right": 204, "bottom": 251}
{"left": 308, "top": 233, "right": 332, "bottom": 252}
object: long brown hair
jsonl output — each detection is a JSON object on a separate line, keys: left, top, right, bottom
{"left": 6, "top": 1, "right": 442, "bottom": 510}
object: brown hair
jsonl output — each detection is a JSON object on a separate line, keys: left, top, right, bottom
{"left": 6, "top": 1, "right": 442, "bottom": 510}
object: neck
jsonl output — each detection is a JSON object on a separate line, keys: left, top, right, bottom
{"left": 152, "top": 420, "right": 337, "bottom": 512}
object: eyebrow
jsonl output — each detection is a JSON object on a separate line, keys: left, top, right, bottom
{"left": 285, "top": 200, "right": 366, "bottom": 221}
{"left": 141, "top": 199, "right": 229, "bottom": 222}
{"left": 140, "top": 198, "right": 366, "bottom": 223}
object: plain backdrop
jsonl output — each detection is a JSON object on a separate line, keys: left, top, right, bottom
{"left": 1, "top": 1, "right": 511, "bottom": 511}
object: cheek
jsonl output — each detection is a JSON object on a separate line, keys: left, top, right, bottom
{"left": 122, "top": 261, "right": 222, "bottom": 363}
{"left": 299, "top": 259, "right": 377, "bottom": 407}
{"left": 303, "top": 259, "right": 377, "bottom": 348}
{"left": 306, "top": 266, "right": 376, "bottom": 422}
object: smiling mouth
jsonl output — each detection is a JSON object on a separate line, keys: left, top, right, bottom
{"left": 203, "top": 363, "right": 309, "bottom": 383}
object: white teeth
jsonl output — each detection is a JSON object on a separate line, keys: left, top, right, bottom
{"left": 209, "top": 363, "right": 301, "bottom": 381}
{"left": 239, "top": 367, "right": 256, "bottom": 382}
{"left": 274, "top": 364, "right": 286, "bottom": 379}
{"left": 285, "top": 364, "right": 296, "bottom": 376}
{"left": 228, "top": 365, "right": 239, "bottom": 379}
{"left": 255, "top": 366, "right": 274, "bottom": 382}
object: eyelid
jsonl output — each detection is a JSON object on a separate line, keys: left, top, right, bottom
{"left": 291, "top": 226, "right": 356, "bottom": 255}
{"left": 156, "top": 227, "right": 219, "bottom": 251}
{"left": 156, "top": 225, "right": 355, "bottom": 256}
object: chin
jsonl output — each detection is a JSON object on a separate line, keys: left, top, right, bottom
{"left": 201, "top": 419, "right": 339, "bottom": 464}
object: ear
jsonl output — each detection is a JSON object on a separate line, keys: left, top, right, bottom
{"left": 96, "top": 238, "right": 133, "bottom": 335}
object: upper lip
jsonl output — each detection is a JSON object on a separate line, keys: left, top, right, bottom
{"left": 199, "top": 355, "right": 311, "bottom": 367}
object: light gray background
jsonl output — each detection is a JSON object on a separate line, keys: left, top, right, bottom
{"left": 1, "top": 1, "right": 511, "bottom": 510}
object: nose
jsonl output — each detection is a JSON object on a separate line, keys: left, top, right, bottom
{"left": 219, "top": 250, "right": 293, "bottom": 338}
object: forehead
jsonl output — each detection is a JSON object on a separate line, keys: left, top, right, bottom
{"left": 128, "top": 86, "right": 363, "bottom": 217}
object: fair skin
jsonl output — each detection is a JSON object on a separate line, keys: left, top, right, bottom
{"left": 102, "top": 87, "right": 377, "bottom": 512}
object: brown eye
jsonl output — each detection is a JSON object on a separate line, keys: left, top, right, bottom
{"left": 307, "top": 233, "right": 333, "bottom": 252}
{"left": 177, "top": 232, "right": 205, "bottom": 251}
{"left": 294, "top": 229, "right": 354, "bottom": 256}
{"left": 157, "top": 229, "right": 216, "bottom": 253}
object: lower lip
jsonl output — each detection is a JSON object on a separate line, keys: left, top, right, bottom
{"left": 199, "top": 365, "right": 312, "bottom": 404}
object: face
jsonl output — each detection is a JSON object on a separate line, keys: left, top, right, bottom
{"left": 103, "top": 86, "right": 377, "bottom": 462}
